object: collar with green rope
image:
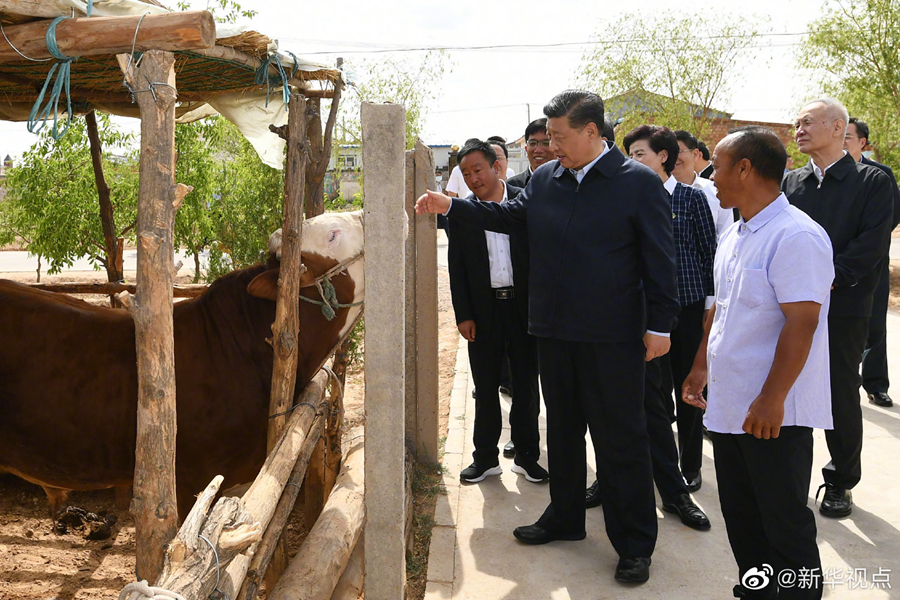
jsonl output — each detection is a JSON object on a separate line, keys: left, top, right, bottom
{"left": 298, "top": 251, "right": 364, "bottom": 321}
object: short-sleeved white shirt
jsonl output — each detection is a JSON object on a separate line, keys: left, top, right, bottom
{"left": 705, "top": 194, "right": 835, "bottom": 434}
{"left": 446, "top": 165, "right": 470, "bottom": 198}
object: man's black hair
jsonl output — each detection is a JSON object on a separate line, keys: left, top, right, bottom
{"left": 543, "top": 90, "right": 605, "bottom": 133}
{"left": 723, "top": 126, "right": 788, "bottom": 185}
{"left": 602, "top": 116, "right": 616, "bottom": 143}
{"left": 849, "top": 117, "right": 870, "bottom": 143}
{"left": 674, "top": 130, "right": 699, "bottom": 151}
{"left": 524, "top": 118, "right": 548, "bottom": 142}
{"left": 622, "top": 125, "right": 679, "bottom": 174}
{"left": 698, "top": 140, "right": 710, "bottom": 161}
{"left": 487, "top": 136, "right": 509, "bottom": 158}
{"left": 458, "top": 139, "right": 498, "bottom": 166}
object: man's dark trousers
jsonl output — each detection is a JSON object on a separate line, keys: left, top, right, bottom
{"left": 862, "top": 257, "right": 891, "bottom": 396}
{"left": 469, "top": 294, "right": 540, "bottom": 465}
{"left": 669, "top": 299, "right": 706, "bottom": 480}
{"left": 711, "top": 428, "right": 822, "bottom": 600}
{"left": 536, "top": 337, "right": 657, "bottom": 559}
{"left": 824, "top": 316, "right": 869, "bottom": 489}
{"left": 644, "top": 357, "right": 690, "bottom": 503}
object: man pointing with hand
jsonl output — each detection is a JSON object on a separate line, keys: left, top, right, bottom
{"left": 417, "top": 90, "right": 679, "bottom": 585}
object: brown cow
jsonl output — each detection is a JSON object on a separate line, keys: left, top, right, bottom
{"left": 0, "top": 210, "right": 364, "bottom": 519}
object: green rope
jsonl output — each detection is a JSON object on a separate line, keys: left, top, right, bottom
{"left": 299, "top": 276, "right": 363, "bottom": 321}
{"left": 254, "top": 50, "right": 299, "bottom": 106}
{"left": 27, "top": 0, "right": 93, "bottom": 139}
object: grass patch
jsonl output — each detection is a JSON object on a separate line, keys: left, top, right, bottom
{"left": 406, "top": 461, "right": 446, "bottom": 598}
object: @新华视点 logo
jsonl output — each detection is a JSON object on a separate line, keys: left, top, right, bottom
{"left": 742, "top": 564, "right": 774, "bottom": 590}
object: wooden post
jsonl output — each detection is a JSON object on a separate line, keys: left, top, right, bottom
{"left": 117, "top": 49, "right": 179, "bottom": 583}
{"left": 268, "top": 92, "right": 310, "bottom": 453}
{"left": 0, "top": 11, "right": 215, "bottom": 63}
{"left": 414, "top": 140, "right": 439, "bottom": 463}
{"left": 362, "top": 102, "right": 407, "bottom": 599}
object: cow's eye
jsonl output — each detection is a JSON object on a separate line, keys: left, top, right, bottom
{"left": 329, "top": 231, "right": 337, "bottom": 243}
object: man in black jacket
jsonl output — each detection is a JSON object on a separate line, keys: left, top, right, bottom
{"left": 417, "top": 90, "right": 680, "bottom": 585}
{"left": 448, "top": 140, "right": 546, "bottom": 484}
{"left": 508, "top": 118, "right": 551, "bottom": 189}
{"left": 783, "top": 98, "right": 894, "bottom": 518}
{"left": 844, "top": 117, "right": 900, "bottom": 408}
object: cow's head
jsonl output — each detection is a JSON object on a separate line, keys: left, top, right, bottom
{"left": 246, "top": 211, "right": 365, "bottom": 337}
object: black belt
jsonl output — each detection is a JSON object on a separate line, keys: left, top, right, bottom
{"left": 493, "top": 286, "right": 515, "bottom": 300}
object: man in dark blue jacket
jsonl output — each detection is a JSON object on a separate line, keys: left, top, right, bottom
{"left": 416, "top": 90, "right": 680, "bottom": 585}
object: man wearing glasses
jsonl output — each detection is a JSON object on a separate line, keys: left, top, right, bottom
{"left": 843, "top": 118, "right": 900, "bottom": 410}
{"left": 783, "top": 99, "right": 893, "bottom": 519}
{"left": 508, "top": 118, "right": 552, "bottom": 188}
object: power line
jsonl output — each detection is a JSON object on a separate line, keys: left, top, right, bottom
{"left": 281, "top": 31, "right": 817, "bottom": 56}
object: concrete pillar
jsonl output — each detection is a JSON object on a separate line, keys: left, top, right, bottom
{"left": 413, "top": 140, "right": 439, "bottom": 464}
{"left": 362, "top": 102, "right": 407, "bottom": 599}
{"left": 404, "top": 149, "right": 418, "bottom": 454}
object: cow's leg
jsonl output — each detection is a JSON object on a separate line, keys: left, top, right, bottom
{"left": 41, "top": 485, "right": 69, "bottom": 520}
{"left": 115, "top": 485, "right": 133, "bottom": 511}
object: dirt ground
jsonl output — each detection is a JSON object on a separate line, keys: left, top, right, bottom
{"left": 0, "top": 265, "right": 458, "bottom": 600}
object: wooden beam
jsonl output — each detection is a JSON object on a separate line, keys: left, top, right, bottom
{"left": 0, "top": 11, "right": 215, "bottom": 64}
{"left": 192, "top": 44, "right": 340, "bottom": 91}
{"left": 23, "top": 281, "right": 208, "bottom": 298}
{"left": 118, "top": 49, "right": 179, "bottom": 583}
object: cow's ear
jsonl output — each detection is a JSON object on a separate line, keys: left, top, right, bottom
{"left": 247, "top": 268, "right": 279, "bottom": 301}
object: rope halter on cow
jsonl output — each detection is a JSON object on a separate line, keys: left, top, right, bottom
{"left": 118, "top": 581, "right": 186, "bottom": 600}
{"left": 298, "top": 251, "right": 364, "bottom": 321}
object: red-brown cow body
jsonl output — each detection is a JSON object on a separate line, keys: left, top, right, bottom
{"left": 0, "top": 211, "right": 364, "bottom": 518}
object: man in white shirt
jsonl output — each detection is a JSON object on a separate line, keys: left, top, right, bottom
{"left": 674, "top": 130, "right": 736, "bottom": 238}
{"left": 446, "top": 140, "right": 547, "bottom": 486}
{"left": 683, "top": 127, "right": 833, "bottom": 600}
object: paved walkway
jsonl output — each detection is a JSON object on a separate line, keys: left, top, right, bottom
{"left": 425, "top": 314, "right": 900, "bottom": 600}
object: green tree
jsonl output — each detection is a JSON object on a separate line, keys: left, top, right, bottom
{"left": 203, "top": 119, "right": 284, "bottom": 281}
{"left": 338, "top": 50, "right": 450, "bottom": 151}
{"left": 575, "top": 11, "right": 766, "bottom": 142}
{"left": 0, "top": 114, "right": 139, "bottom": 277}
{"left": 800, "top": 0, "right": 900, "bottom": 166}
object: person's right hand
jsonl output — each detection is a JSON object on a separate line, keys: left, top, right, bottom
{"left": 457, "top": 320, "right": 476, "bottom": 342}
{"left": 681, "top": 368, "right": 708, "bottom": 409}
{"left": 416, "top": 190, "right": 452, "bottom": 215}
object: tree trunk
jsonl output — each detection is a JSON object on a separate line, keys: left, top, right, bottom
{"left": 304, "top": 62, "right": 342, "bottom": 220}
{"left": 35, "top": 253, "right": 41, "bottom": 283}
{"left": 85, "top": 110, "right": 122, "bottom": 284}
{"left": 118, "top": 49, "right": 179, "bottom": 583}
{"left": 193, "top": 250, "right": 201, "bottom": 283}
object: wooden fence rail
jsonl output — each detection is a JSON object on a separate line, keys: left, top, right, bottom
{"left": 24, "top": 281, "right": 208, "bottom": 298}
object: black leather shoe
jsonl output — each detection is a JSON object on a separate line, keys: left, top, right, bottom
{"left": 513, "top": 523, "right": 586, "bottom": 545}
{"left": 471, "top": 388, "right": 476, "bottom": 399}
{"left": 868, "top": 391, "right": 893, "bottom": 407}
{"left": 662, "top": 494, "right": 711, "bottom": 530}
{"left": 614, "top": 557, "right": 651, "bottom": 584}
{"left": 684, "top": 472, "right": 702, "bottom": 493}
{"left": 733, "top": 583, "right": 777, "bottom": 599}
{"left": 817, "top": 483, "right": 852, "bottom": 518}
{"left": 499, "top": 385, "right": 513, "bottom": 397}
{"left": 585, "top": 480, "right": 602, "bottom": 509}
{"left": 503, "top": 441, "right": 516, "bottom": 458}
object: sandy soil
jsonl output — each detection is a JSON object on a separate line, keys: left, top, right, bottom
{"left": 0, "top": 265, "right": 458, "bottom": 600}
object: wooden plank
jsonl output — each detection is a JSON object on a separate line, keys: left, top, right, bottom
{"left": 117, "top": 49, "right": 179, "bottom": 583}
{"left": 23, "top": 281, "right": 208, "bottom": 298}
{"left": 0, "top": 11, "right": 215, "bottom": 63}
{"left": 414, "top": 140, "right": 439, "bottom": 464}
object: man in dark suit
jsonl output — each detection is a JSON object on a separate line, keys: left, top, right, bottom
{"left": 844, "top": 117, "right": 900, "bottom": 408}
{"left": 448, "top": 140, "right": 547, "bottom": 485}
{"left": 783, "top": 99, "right": 894, "bottom": 518}
{"left": 697, "top": 140, "right": 714, "bottom": 179}
{"left": 508, "top": 118, "right": 551, "bottom": 189}
{"left": 417, "top": 90, "right": 680, "bottom": 585}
